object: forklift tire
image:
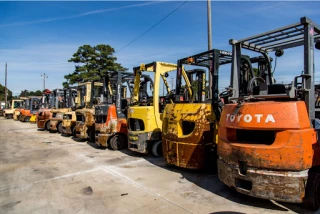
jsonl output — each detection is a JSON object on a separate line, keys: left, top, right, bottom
{"left": 152, "top": 141, "right": 162, "bottom": 157}
{"left": 87, "top": 128, "right": 95, "bottom": 142}
{"left": 303, "top": 170, "right": 320, "bottom": 210}
{"left": 110, "top": 135, "right": 127, "bottom": 150}
{"left": 45, "top": 121, "right": 50, "bottom": 131}
{"left": 72, "top": 126, "right": 77, "bottom": 138}
{"left": 24, "top": 117, "right": 30, "bottom": 122}
{"left": 57, "top": 123, "right": 63, "bottom": 133}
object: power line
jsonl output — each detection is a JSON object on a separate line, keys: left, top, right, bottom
{"left": 116, "top": 1, "right": 188, "bottom": 53}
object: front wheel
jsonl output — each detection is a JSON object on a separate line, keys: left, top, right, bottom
{"left": 303, "top": 170, "right": 320, "bottom": 211}
{"left": 152, "top": 141, "right": 162, "bottom": 157}
{"left": 109, "top": 135, "right": 127, "bottom": 150}
{"left": 24, "top": 117, "right": 30, "bottom": 122}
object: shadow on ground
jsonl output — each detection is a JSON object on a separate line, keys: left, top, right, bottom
{"left": 118, "top": 148, "right": 316, "bottom": 214}
{"left": 80, "top": 137, "right": 317, "bottom": 214}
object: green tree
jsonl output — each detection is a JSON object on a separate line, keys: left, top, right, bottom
{"left": 0, "top": 84, "right": 13, "bottom": 101}
{"left": 19, "top": 90, "right": 42, "bottom": 97}
{"left": 63, "top": 44, "right": 127, "bottom": 87}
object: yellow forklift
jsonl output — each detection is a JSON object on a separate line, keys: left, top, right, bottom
{"left": 49, "top": 87, "right": 77, "bottom": 133}
{"left": 127, "top": 62, "right": 191, "bottom": 156}
{"left": 161, "top": 49, "right": 234, "bottom": 170}
{"left": 74, "top": 81, "right": 103, "bottom": 141}
{"left": 61, "top": 82, "right": 92, "bottom": 136}
{"left": 62, "top": 81, "right": 102, "bottom": 139}
{"left": 161, "top": 49, "right": 269, "bottom": 171}
{"left": 3, "top": 99, "right": 24, "bottom": 119}
{"left": 61, "top": 83, "right": 95, "bottom": 137}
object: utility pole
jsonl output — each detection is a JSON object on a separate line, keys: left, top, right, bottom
{"left": 5, "top": 62, "right": 7, "bottom": 108}
{"left": 40, "top": 73, "right": 48, "bottom": 90}
{"left": 207, "top": 0, "right": 212, "bottom": 100}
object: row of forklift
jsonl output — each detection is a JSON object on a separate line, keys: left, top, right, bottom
{"left": 2, "top": 17, "right": 320, "bottom": 210}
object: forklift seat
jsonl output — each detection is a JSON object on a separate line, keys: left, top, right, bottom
{"left": 253, "top": 84, "right": 286, "bottom": 95}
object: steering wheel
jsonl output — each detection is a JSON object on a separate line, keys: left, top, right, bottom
{"left": 139, "top": 91, "right": 149, "bottom": 102}
{"left": 93, "top": 97, "right": 101, "bottom": 105}
{"left": 219, "top": 90, "right": 231, "bottom": 98}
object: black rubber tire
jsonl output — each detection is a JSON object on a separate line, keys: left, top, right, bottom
{"left": 72, "top": 126, "right": 77, "bottom": 138}
{"left": 45, "top": 121, "right": 50, "bottom": 131}
{"left": 109, "top": 135, "right": 127, "bottom": 150}
{"left": 57, "top": 122, "right": 63, "bottom": 133}
{"left": 87, "top": 128, "right": 95, "bottom": 142}
{"left": 24, "top": 117, "right": 30, "bottom": 122}
{"left": 151, "top": 141, "right": 162, "bottom": 157}
{"left": 303, "top": 170, "right": 320, "bottom": 211}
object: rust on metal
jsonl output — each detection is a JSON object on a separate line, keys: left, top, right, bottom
{"left": 75, "top": 109, "right": 95, "bottom": 139}
{"left": 62, "top": 112, "right": 76, "bottom": 135}
{"left": 36, "top": 109, "right": 52, "bottom": 129}
{"left": 217, "top": 159, "right": 308, "bottom": 203}
{"left": 217, "top": 101, "right": 319, "bottom": 203}
{"left": 162, "top": 103, "right": 216, "bottom": 169}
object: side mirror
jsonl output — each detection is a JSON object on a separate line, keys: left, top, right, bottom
{"left": 315, "top": 40, "right": 320, "bottom": 50}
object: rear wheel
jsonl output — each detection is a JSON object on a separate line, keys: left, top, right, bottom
{"left": 45, "top": 121, "right": 50, "bottom": 131}
{"left": 152, "top": 141, "right": 162, "bottom": 157}
{"left": 72, "top": 126, "right": 77, "bottom": 138}
{"left": 303, "top": 170, "right": 320, "bottom": 211}
{"left": 87, "top": 128, "right": 95, "bottom": 142}
{"left": 57, "top": 123, "right": 63, "bottom": 133}
{"left": 110, "top": 135, "right": 127, "bottom": 150}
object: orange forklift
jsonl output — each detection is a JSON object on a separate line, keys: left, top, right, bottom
{"left": 94, "top": 71, "right": 136, "bottom": 149}
{"left": 19, "top": 96, "right": 41, "bottom": 122}
{"left": 217, "top": 17, "right": 320, "bottom": 210}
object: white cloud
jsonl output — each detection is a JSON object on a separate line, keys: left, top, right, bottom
{"left": 0, "top": 1, "right": 162, "bottom": 28}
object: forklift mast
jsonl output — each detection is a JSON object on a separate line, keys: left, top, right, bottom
{"left": 174, "top": 49, "right": 233, "bottom": 120}
{"left": 101, "top": 71, "right": 137, "bottom": 116}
